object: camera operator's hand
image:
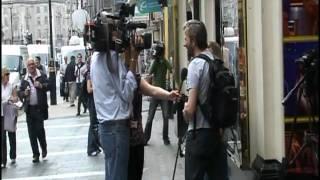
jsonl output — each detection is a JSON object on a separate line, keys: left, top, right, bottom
{"left": 124, "top": 34, "right": 144, "bottom": 72}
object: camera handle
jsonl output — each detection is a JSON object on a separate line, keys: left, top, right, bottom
{"left": 283, "top": 70, "right": 318, "bottom": 173}
{"left": 282, "top": 74, "right": 305, "bottom": 105}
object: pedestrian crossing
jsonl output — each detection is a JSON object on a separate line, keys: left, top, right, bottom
{"left": 1, "top": 108, "right": 186, "bottom": 180}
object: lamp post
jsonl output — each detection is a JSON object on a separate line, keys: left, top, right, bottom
{"left": 9, "top": 2, "right": 13, "bottom": 44}
{"left": 48, "top": 0, "right": 57, "bottom": 105}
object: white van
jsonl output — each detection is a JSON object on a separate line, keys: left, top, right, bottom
{"left": 27, "top": 44, "right": 51, "bottom": 66}
{"left": 1, "top": 45, "right": 28, "bottom": 87}
{"left": 61, "top": 45, "right": 86, "bottom": 64}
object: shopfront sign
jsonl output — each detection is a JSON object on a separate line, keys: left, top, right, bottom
{"left": 137, "top": 0, "right": 162, "bottom": 13}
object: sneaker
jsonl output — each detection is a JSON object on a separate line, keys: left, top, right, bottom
{"left": 164, "top": 139, "right": 171, "bottom": 145}
{"left": 11, "top": 159, "right": 16, "bottom": 164}
{"left": 32, "top": 156, "right": 40, "bottom": 163}
{"left": 76, "top": 113, "right": 80, "bottom": 116}
{"left": 88, "top": 151, "right": 98, "bottom": 156}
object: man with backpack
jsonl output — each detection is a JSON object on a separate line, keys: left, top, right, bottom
{"left": 182, "top": 20, "right": 234, "bottom": 180}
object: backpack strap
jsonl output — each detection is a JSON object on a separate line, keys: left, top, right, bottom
{"left": 194, "top": 54, "right": 214, "bottom": 129}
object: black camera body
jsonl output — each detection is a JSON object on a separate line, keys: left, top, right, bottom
{"left": 83, "top": 2, "right": 152, "bottom": 52}
{"left": 296, "top": 49, "right": 319, "bottom": 96}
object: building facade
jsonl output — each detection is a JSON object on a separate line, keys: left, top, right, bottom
{"left": 1, "top": 0, "right": 74, "bottom": 48}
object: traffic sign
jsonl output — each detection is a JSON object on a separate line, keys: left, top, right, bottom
{"left": 137, "top": 0, "right": 162, "bottom": 13}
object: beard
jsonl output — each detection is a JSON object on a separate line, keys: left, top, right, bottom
{"left": 186, "top": 45, "right": 194, "bottom": 61}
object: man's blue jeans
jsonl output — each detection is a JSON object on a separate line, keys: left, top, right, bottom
{"left": 99, "top": 120, "right": 129, "bottom": 180}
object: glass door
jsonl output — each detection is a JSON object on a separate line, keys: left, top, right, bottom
{"left": 220, "top": 0, "right": 250, "bottom": 168}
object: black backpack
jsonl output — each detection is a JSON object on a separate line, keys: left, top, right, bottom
{"left": 196, "top": 54, "right": 239, "bottom": 129}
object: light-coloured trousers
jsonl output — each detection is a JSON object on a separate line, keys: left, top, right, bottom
{"left": 68, "top": 82, "right": 77, "bottom": 105}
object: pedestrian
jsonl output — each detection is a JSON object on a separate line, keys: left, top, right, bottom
{"left": 2, "top": 67, "right": 19, "bottom": 167}
{"left": 207, "top": 41, "right": 230, "bottom": 180}
{"left": 182, "top": 20, "right": 229, "bottom": 180}
{"left": 18, "top": 58, "right": 50, "bottom": 163}
{"left": 208, "top": 41, "right": 222, "bottom": 59}
{"left": 86, "top": 56, "right": 102, "bottom": 156}
{"left": 75, "top": 53, "right": 87, "bottom": 116}
{"left": 144, "top": 42, "right": 173, "bottom": 145}
{"left": 65, "top": 56, "right": 77, "bottom": 107}
{"left": 35, "top": 56, "right": 47, "bottom": 75}
{"left": 60, "top": 56, "right": 69, "bottom": 102}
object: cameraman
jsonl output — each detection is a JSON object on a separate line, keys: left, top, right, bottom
{"left": 90, "top": 32, "right": 137, "bottom": 180}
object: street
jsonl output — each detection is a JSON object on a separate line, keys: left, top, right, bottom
{"left": 1, "top": 93, "right": 185, "bottom": 180}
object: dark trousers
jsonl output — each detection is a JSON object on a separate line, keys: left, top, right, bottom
{"left": 4, "top": 131, "right": 16, "bottom": 160}
{"left": 144, "top": 98, "right": 169, "bottom": 142}
{"left": 87, "top": 96, "right": 101, "bottom": 154}
{"left": 1, "top": 116, "right": 7, "bottom": 166}
{"left": 128, "top": 144, "right": 144, "bottom": 180}
{"left": 26, "top": 106, "right": 47, "bottom": 158}
{"left": 185, "top": 129, "right": 229, "bottom": 180}
{"left": 77, "top": 84, "right": 87, "bottom": 114}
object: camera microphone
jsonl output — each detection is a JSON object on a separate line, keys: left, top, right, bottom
{"left": 179, "top": 68, "right": 188, "bottom": 92}
{"left": 127, "top": 22, "right": 147, "bottom": 29}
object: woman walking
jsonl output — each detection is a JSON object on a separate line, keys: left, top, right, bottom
{"left": 1, "top": 68, "right": 19, "bottom": 167}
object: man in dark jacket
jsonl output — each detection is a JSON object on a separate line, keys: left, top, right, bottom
{"left": 35, "top": 56, "right": 47, "bottom": 75}
{"left": 64, "top": 56, "right": 77, "bottom": 107}
{"left": 19, "top": 58, "right": 51, "bottom": 163}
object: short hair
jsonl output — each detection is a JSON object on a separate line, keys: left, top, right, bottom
{"left": 183, "top": 20, "right": 208, "bottom": 50}
{"left": 208, "top": 41, "right": 222, "bottom": 59}
{"left": 35, "top": 56, "right": 41, "bottom": 62}
{"left": 71, "top": 56, "right": 76, "bottom": 60}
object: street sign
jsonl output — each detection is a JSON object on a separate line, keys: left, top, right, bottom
{"left": 137, "top": 0, "right": 162, "bottom": 13}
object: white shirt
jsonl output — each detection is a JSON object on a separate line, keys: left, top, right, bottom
{"left": 223, "top": 46, "right": 230, "bottom": 69}
{"left": 75, "top": 63, "right": 85, "bottom": 83}
{"left": 2, "top": 82, "right": 14, "bottom": 116}
{"left": 60, "top": 63, "right": 68, "bottom": 76}
{"left": 24, "top": 69, "right": 42, "bottom": 105}
{"left": 90, "top": 51, "right": 137, "bottom": 123}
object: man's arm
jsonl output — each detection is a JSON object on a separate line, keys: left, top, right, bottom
{"left": 140, "top": 78, "right": 179, "bottom": 101}
{"left": 183, "top": 88, "right": 198, "bottom": 122}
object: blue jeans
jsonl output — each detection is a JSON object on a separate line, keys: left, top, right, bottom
{"left": 87, "top": 96, "right": 101, "bottom": 154}
{"left": 99, "top": 120, "right": 129, "bottom": 180}
{"left": 185, "top": 128, "right": 229, "bottom": 180}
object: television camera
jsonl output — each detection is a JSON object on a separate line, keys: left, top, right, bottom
{"left": 83, "top": 2, "right": 152, "bottom": 53}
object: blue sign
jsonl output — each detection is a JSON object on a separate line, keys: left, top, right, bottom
{"left": 137, "top": 0, "right": 162, "bottom": 13}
